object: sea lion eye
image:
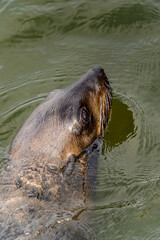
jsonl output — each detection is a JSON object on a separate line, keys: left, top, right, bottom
{"left": 81, "top": 107, "right": 89, "bottom": 125}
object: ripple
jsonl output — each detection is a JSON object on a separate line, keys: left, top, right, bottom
{"left": 95, "top": 90, "right": 160, "bottom": 214}
{"left": 0, "top": 69, "right": 66, "bottom": 96}
{"left": 0, "top": 70, "right": 61, "bottom": 148}
{"left": 90, "top": 3, "right": 160, "bottom": 32}
{"left": 36, "top": 207, "right": 97, "bottom": 240}
{"left": 0, "top": 2, "right": 160, "bottom": 46}
{"left": 0, "top": 96, "right": 44, "bottom": 147}
{"left": 0, "top": 0, "right": 15, "bottom": 15}
{"left": 145, "top": 231, "right": 160, "bottom": 240}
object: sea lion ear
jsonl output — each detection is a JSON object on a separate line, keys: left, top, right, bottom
{"left": 43, "top": 89, "right": 63, "bottom": 103}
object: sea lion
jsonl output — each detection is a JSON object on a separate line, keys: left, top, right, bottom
{"left": 9, "top": 66, "right": 112, "bottom": 202}
{"left": 0, "top": 66, "right": 112, "bottom": 239}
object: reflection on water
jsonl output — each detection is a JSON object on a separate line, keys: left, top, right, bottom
{"left": 0, "top": 2, "right": 159, "bottom": 45}
{"left": 105, "top": 98, "right": 136, "bottom": 150}
{"left": 0, "top": 0, "right": 160, "bottom": 239}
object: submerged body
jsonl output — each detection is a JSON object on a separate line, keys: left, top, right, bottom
{"left": 0, "top": 66, "right": 112, "bottom": 239}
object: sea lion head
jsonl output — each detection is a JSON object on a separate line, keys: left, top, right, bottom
{"left": 10, "top": 66, "right": 112, "bottom": 166}
{"left": 50, "top": 66, "right": 112, "bottom": 160}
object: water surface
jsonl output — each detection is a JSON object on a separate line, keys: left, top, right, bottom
{"left": 0, "top": 0, "right": 160, "bottom": 239}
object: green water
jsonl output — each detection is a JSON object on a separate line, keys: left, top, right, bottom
{"left": 0, "top": 0, "right": 160, "bottom": 239}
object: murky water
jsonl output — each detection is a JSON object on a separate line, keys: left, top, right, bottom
{"left": 0, "top": 0, "right": 160, "bottom": 239}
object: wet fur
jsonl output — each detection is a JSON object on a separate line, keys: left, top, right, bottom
{"left": 0, "top": 66, "right": 112, "bottom": 239}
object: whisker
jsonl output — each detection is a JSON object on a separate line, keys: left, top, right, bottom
{"left": 99, "top": 96, "right": 103, "bottom": 135}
